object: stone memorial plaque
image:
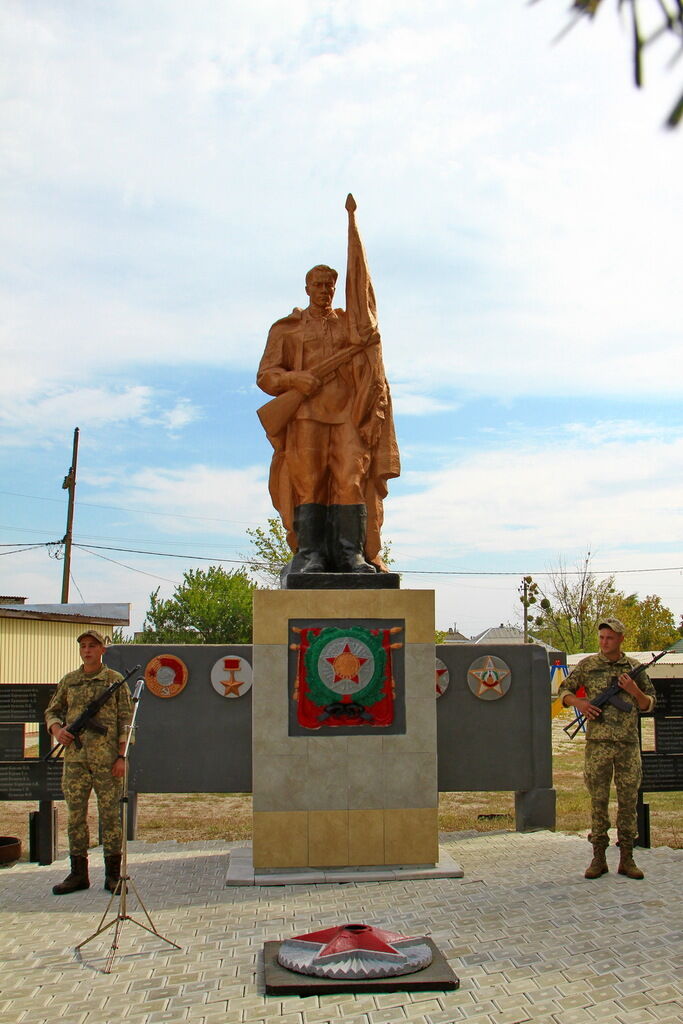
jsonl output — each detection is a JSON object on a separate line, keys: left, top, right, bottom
{"left": 0, "top": 685, "right": 54, "bottom": 724}
{"left": 0, "top": 760, "right": 63, "bottom": 801}
{"left": 0, "top": 725, "right": 25, "bottom": 760}
{"left": 288, "top": 618, "right": 406, "bottom": 736}
{"left": 654, "top": 718, "right": 683, "bottom": 755}
{"left": 652, "top": 681, "right": 683, "bottom": 716}
{"left": 641, "top": 753, "right": 683, "bottom": 792}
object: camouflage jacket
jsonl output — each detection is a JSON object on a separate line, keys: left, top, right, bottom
{"left": 45, "top": 665, "right": 133, "bottom": 764}
{"left": 558, "top": 652, "right": 656, "bottom": 743}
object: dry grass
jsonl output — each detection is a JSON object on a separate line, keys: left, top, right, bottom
{"left": 2, "top": 711, "right": 682, "bottom": 862}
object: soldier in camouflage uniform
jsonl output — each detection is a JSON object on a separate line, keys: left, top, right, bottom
{"left": 558, "top": 618, "right": 656, "bottom": 880}
{"left": 45, "top": 630, "right": 133, "bottom": 895}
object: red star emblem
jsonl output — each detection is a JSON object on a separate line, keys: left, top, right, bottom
{"left": 326, "top": 643, "right": 367, "bottom": 684}
{"left": 291, "top": 924, "right": 418, "bottom": 960}
{"left": 470, "top": 656, "right": 510, "bottom": 696}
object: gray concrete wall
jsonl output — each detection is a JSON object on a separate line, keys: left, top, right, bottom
{"left": 436, "top": 643, "right": 552, "bottom": 792}
{"left": 107, "top": 641, "right": 552, "bottom": 799}
{"left": 106, "top": 645, "right": 252, "bottom": 793}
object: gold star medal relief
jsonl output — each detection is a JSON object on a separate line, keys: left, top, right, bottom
{"left": 467, "top": 655, "right": 512, "bottom": 701}
{"left": 210, "top": 656, "right": 253, "bottom": 698}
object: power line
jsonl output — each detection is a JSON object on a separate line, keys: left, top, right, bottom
{"left": 77, "top": 545, "right": 180, "bottom": 585}
{"left": 0, "top": 488, "right": 257, "bottom": 527}
{"left": 2, "top": 538, "right": 682, "bottom": 578}
{"left": 72, "top": 543, "right": 683, "bottom": 577}
{"left": 73, "top": 542, "right": 255, "bottom": 569}
{"left": 0, "top": 543, "right": 52, "bottom": 557}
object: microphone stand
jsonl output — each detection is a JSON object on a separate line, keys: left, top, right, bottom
{"left": 75, "top": 679, "right": 182, "bottom": 973}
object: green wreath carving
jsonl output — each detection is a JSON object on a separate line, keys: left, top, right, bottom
{"left": 304, "top": 626, "right": 386, "bottom": 708}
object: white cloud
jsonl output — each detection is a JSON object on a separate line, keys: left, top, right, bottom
{"left": 382, "top": 422, "right": 683, "bottom": 631}
{"left": 0, "top": 382, "right": 200, "bottom": 445}
{"left": 1, "top": 2, "right": 681, "bottom": 635}
{"left": 390, "top": 384, "right": 457, "bottom": 417}
{"left": 389, "top": 431, "right": 683, "bottom": 562}
{"left": 2, "top": 0, "right": 679, "bottom": 408}
{"left": 152, "top": 398, "right": 199, "bottom": 433}
{"left": 93, "top": 463, "right": 273, "bottom": 537}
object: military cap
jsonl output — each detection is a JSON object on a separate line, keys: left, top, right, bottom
{"left": 77, "top": 629, "right": 108, "bottom": 645}
{"left": 598, "top": 617, "right": 626, "bottom": 635}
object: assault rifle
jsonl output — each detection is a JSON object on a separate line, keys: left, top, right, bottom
{"left": 257, "top": 335, "right": 380, "bottom": 438}
{"left": 563, "top": 649, "right": 671, "bottom": 740}
{"left": 45, "top": 664, "right": 140, "bottom": 759}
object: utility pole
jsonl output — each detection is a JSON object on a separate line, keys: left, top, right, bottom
{"left": 61, "top": 427, "right": 79, "bottom": 603}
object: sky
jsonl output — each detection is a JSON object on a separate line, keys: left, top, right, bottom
{"left": 1, "top": 0, "right": 681, "bottom": 638}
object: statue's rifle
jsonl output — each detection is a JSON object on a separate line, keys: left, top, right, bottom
{"left": 563, "top": 648, "right": 671, "bottom": 739}
{"left": 44, "top": 664, "right": 140, "bottom": 759}
{"left": 256, "top": 335, "right": 379, "bottom": 439}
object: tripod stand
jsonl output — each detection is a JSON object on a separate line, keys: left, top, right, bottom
{"left": 75, "top": 680, "right": 181, "bottom": 973}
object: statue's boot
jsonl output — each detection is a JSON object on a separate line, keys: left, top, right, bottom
{"left": 584, "top": 835, "right": 609, "bottom": 879}
{"left": 292, "top": 503, "right": 327, "bottom": 573}
{"left": 329, "top": 504, "right": 376, "bottom": 573}
{"left": 104, "top": 853, "right": 124, "bottom": 893}
{"left": 53, "top": 854, "right": 90, "bottom": 894}
{"left": 618, "top": 841, "right": 644, "bottom": 879}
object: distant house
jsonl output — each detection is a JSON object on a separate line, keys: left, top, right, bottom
{"left": 471, "top": 624, "right": 527, "bottom": 645}
{"left": 0, "top": 601, "right": 130, "bottom": 683}
{"left": 442, "top": 624, "right": 470, "bottom": 643}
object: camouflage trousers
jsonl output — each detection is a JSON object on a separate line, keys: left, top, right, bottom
{"left": 584, "top": 740, "right": 642, "bottom": 844}
{"left": 62, "top": 761, "right": 123, "bottom": 856}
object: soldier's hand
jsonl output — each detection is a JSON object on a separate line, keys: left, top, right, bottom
{"left": 286, "top": 371, "right": 321, "bottom": 396}
{"left": 617, "top": 673, "right": 637, "bottom": 696}
{"left": 576, "top": 698, "right": 601, "bottom": 720}
{"left": 111, "top": 757, "right": 126, "bottom": 780}
{"left": 53, "top": 726, "right": 74, "bottom": 746}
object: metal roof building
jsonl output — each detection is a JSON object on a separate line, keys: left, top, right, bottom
{"left": 0, "top": 602, "right": 130, "bottom": 683}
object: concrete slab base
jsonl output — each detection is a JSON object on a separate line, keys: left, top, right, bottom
{"left": 226, "top": 843, "right": 464, "bottom": 886}
{"left": 263, "top": 937, "right": 459, "bottom": 994}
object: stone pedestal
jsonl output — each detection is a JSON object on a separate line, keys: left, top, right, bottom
{"left": 252, "top": 588, "right": 437, "bottom": 870}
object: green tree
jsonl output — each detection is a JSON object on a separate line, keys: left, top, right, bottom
{"left": 524, "top": 551, "right": 679, "bottom": 654}
{"left": 138, "top": 566, "right": 255, "bottom": 644}
{"left": 524, "top": 551, "right": 620, "bottom": 653}
{"left": 244, "top": 517, "right": 292, "bottom": 587}
{"left": 111, "top": 627, "right": 135, "bottom": 645}
{"left": 611, "top": 592, "right": 679, "bottom": 650}
{"left": 546, "top": 0, "right": 683, "bottom": 128}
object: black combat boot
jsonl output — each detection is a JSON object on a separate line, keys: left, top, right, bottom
{"left": 618, "top": 842, "right": 644, "bottom": 879}
{"left": 52, "top": 854, "right": 90, "bottom": 894}
{"left": 328, "top": 504, "right": 376, "bottom": 573}
{"left": 292, "top": 504, "right": 328, "bottom": 573}
{"left": 104, "top": 853, "right": 123, "bottom": 893}
{"left": 584, "top": 835, "right": 608, "bottom": 879}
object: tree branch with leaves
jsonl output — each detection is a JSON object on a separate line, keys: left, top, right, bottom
{"left": 523, "top": 549, "right": 678, "bottom": 653}
{"left": 544, "top": 0, "right": 683, "bottom": 128}
{"left": 138, "top": 566, "right": 255, "bottom": 644}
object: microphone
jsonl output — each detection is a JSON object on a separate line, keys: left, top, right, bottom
{"left": 133, "top": 679, "right": 145, "bottom": 701}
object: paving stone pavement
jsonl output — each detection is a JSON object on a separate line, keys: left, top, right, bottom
{"left": 1, "top": 830, "right": 682, "bottom": 1024}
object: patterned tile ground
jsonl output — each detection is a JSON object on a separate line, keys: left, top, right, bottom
{"left": 0, "top": 831, "right": 681, "bottom": 1024}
